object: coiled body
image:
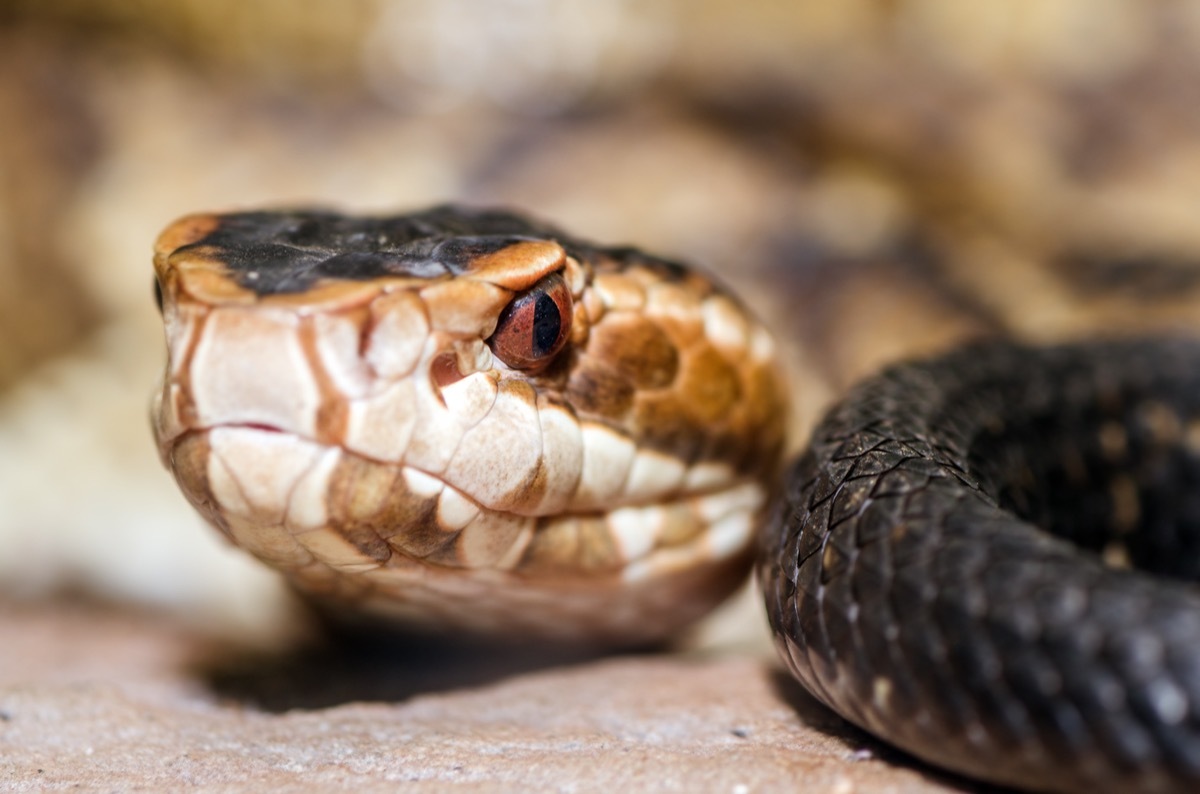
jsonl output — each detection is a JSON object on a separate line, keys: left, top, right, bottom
{"left": 760, "top": 338, "right": 1200, "bottom": 793}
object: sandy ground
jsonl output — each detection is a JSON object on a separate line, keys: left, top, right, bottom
{"left": 0, "top": 599, "right": 978, "bottom": 793}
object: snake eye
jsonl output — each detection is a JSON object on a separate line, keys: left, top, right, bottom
{"left": 487, "top": 272, "right": 573, "bottom": 371}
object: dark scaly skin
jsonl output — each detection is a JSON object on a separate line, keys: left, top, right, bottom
{"left": 168, "top": 206, "right": 692, "bottom": 296}
{"left": 760, "top": 338, "right": 1200, "bottom": 793}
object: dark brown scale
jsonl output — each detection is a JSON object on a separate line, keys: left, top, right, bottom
{"left": 178, "top": 207, "right": 544, "bottom": 289}
{"left": 760, "top": 338, "right": 1200, "bottom": 794}
{"left": 175, "top": 205, "right": 673, "bottom": 296}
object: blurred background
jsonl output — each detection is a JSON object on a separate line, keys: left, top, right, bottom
{"left": 5, "top": 0, "right": 1200, "bottom": 648}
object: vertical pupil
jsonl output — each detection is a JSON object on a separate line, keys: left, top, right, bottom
{"left": 531, "top": 293, "right": 561, "bottom": 355}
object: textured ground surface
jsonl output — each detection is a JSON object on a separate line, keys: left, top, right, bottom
{"left": 0, "top": 599, "right": 974, "bottom": 793}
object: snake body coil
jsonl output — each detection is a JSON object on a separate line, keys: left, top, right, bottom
{"left": 759, "top": 339, "right": 1200, "bottom": 793}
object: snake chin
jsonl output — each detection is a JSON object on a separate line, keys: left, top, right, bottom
{"left": 158, "top": 422, "right": 770, "bottom": 644}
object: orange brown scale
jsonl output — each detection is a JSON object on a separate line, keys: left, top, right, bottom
{"left": 151, "top": 205, "right": 787, "bottom": 645}
{"left": 587, "top": 314, "right": 679, "bottom": 389}
{"left": 565, "top": 362, "right": 638, "bottom": 420}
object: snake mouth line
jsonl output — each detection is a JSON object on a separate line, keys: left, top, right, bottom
{"left": 172, "top": 422, "right": 760, "bottom": 518}
{"left": 227, "top": 422, "right": 286, "bottom": 434}
{"left": 167, "top": 422, "right": 765, "bottom": 588}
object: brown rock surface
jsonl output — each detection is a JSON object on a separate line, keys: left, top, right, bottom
{"left": 0, "top": 600, "right": 970, "bottom": 792}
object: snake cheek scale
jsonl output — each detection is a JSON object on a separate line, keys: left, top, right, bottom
{"left": 759, "top": 338, "right": 1200, "bottom": 793}
{"left": 149, "top": 206, "right": 788, "bottom": 647}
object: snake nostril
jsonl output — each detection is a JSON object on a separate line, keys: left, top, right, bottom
{"left": 153, "top": 278, "right": 164, "bottom": 313}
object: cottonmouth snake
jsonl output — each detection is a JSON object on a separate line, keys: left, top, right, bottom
{"left": 152, "top": 207, "right": 1200, "bottom": 792}
{"left": 151, "top": 207, "right": 786, "bottom": 645}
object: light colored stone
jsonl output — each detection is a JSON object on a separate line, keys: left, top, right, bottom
{"left": 0, "top": 600, "right": 959, "bottom": 794}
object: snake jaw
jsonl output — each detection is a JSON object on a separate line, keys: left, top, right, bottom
{"left": 152, "top": 207, "right": 787, "bottom": 643}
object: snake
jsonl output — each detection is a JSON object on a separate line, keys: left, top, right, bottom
{"left": 760, "top": 338, "right": 1200, "bottom": 793}
{"left": 151, "top": 207, "right": 1200, "bottom": 792}
{"left": 150, "top": 206, "right": 787, "bottom": 645}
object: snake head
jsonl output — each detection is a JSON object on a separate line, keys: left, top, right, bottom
{"left": 151, "top": 206, "right": 787, "bottom": 643}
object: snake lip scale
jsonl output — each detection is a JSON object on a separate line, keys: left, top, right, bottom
{"left": 151, "top": 206, "right": 1200, "bottom": 792}
{"left": 760, "top": 338, "right": 1200, "bottom": 793}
